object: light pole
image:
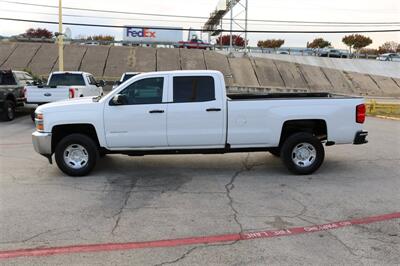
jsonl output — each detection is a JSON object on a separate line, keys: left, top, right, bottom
{"left": 58, "top": 0, "right": 64, "bottom": 71}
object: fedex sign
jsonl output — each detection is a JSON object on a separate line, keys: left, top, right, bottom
{"left": 126, "top": 28, "right": 156, "bottom": 38}
{"left": 123, "top": 26, "right": 183, "bottom": 44}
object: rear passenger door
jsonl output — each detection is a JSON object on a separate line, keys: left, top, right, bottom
{"left": 166, "top": 75, "right": 225, "bottom": 147}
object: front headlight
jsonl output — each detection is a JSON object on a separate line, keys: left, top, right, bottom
{"left": 35, "top": 112, "right": 44, "bottom": 132}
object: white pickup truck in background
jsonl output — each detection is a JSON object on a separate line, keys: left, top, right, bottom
{"left": 25, "top": 71, "right": 104, "bottom": 105}
{"left": 32, "top": 70, "right": 368, "bottom": 176}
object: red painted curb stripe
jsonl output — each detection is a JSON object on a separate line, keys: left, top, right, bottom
{"left": 1, "top": 212, "right": 399, "bottom": 259}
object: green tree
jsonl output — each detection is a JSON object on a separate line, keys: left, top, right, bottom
{"left": 307, "top": 38, "right": 331, "bottom": 49}
{"left": 257, "top": 39, "right": 285, "bottom": 49}
{"left": 342, "top": 34, "right": 372, "bottom": 54}
{"left": 87, "top": 35, "right": 115, "bottom": 42}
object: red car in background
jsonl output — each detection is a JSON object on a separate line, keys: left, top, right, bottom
{"left": 176, "top": 39, "right": 212, "bottom": 50}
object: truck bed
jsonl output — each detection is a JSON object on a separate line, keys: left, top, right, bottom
{"left": 227, "top": 92, "right": 356, "bottom": 100}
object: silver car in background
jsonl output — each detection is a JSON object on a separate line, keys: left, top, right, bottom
{"left": 376, "top": 53, "right": 400, "bottom": 62}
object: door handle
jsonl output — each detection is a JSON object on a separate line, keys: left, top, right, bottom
{"left": 206, "top": 108, "right": 221, "bottom": 112}
{"left": 149, "top": 110, "right": 165, "bottom": 114}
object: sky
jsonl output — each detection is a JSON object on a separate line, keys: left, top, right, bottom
{"left": 0, "top": 0, "right": 399, "bottom": 49}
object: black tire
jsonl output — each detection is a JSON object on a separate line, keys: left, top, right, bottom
{"left": 1, "top": 100, "right": 16, "bottom": 121}
{"left": 281, "top": 132, "right": 324, "bottom": 175}
{"left": 55, "top": 134, "right": 99, "bottom": 177}
{"left": 268, "top": 147, "right": 281, "bottom": 157}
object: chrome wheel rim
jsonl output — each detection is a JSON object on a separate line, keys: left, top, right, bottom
{"left": 63, "top": 144, "right": 89, "bottom": 169}
{"left": 7, "top": 106, "right": 14, "bottom": 119}
{"left": 291, "top": 142, "right": 316, "bottom": 167}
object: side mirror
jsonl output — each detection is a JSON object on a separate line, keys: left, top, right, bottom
{"left": 110, "top": 94, "right": 127, "bottom": 106}
{"left": 97, "top": 80, "right": 105, "bottom": 87}
{"left": 32, "top": 80, "right": 43, "bottom": 86}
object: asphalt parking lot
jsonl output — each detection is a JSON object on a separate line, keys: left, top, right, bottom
{"left": 0, "top": 113, "right": 399, "bottom": 265}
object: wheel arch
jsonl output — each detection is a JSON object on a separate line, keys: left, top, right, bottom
{"left": 51, "top": 123, "right": 101, "bottom": 153}
{"left": 279, "top": 119, "right": 327, "bottom": 147}
{"left": 5, "top": 93, "right": 16, "bottom": 103}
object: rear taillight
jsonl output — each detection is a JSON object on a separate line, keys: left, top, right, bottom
{"left": 22, "top": 87, "right": 27, "bottom": 99}
{"left": 356, "top": 104, "right": 366, "bottom": 124}
{"left": 69, "top": 88, "right": 75, "bottom": 98}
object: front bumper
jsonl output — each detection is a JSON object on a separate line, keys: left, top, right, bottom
{"left": 353, "top": 131, "right": 368, "bottom": 145}
{"left": 32, "top": 131, "right": 52, "bottom": 159}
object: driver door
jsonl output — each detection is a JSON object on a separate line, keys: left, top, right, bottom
{"left": 104, "top": 75, "right": 168, "bottom": 148}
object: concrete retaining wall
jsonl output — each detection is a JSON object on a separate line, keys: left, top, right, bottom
{"left": 228, "top": 57, "right": 259, "bottom": 87}
{"left": 1, "top": 43, "right": 41, "bottom": 70}
{"left": 80, "top": 46, "right": 110, "bottom": 77}
{"left": 251, "top": 58, "right": 285, "bottom": 88}
{"left": 157, "top": 48, "right": 180, "bottom": 71}
{"left": 0, "top": 42, "right": 399, "bottom": 97}
{"left": 27, "top": 43, "right": 59, "bottom": 76}
{"left": 245, "top": 52, "right": 400, "bottom": 79}
{"left": 0, "top": 43, "right": 17, "bottom": 67}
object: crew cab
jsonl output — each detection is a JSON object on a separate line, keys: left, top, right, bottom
{"left": 0, "top": 70, "right": 35, "bottom": 121}
{"left": 25, "top": 71, "right": 104, "bottom": 105}
{"left": 32, "top": 70, "right": 368, "bottom": 176}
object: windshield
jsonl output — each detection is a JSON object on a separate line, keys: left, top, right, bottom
{"left": 48, "top": 73, "right": 85, "bottom": 86}
{"left": 122, "top": 74, "right": 138, "bottom": 82}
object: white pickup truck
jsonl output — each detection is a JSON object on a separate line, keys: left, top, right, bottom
{"left": 32, "top": 70, "right": 368, "bottom": 176}
{"left": 25, "top": 71, "right": 104, "bottom": 104}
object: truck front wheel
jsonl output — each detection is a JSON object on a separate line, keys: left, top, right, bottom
{"left": 55, "top": 134, "right": 98, "bottom": 176}
{"left": 1, "top": 100, "right": 16, "bottom": 121}
{"left": 281, "top": 132, "right": 324, "bottom": 175}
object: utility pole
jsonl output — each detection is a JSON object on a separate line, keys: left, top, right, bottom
{"left": 229, "top": 1, "right": 233, "bottom": 54}
{"left": 58, "top": 0, "right": 64, "bottom": 71}
{"left": 244, "top": 0, "right": 248, "bottom": 53}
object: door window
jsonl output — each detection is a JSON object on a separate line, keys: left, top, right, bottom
{"left": 173, "top": 76, "right": 215, "bottom": 103}
{"left": 118, "top": 77, "right": 164, "bottom": 105}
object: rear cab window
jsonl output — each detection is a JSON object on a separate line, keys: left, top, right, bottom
{"left": 172, "top": 76, "right": 215, "bottom": 103}
{"left": 0, "top": 71, "right": 17, "bottom": 85}
{"left": 48, "top": 73, "right": 86, "bottom": 86}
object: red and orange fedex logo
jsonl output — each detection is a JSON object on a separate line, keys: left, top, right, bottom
{"left": 126, "top": 28, "right": 156, "bottom": 38}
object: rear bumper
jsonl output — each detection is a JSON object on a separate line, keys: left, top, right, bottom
{"left": 353, "top": 131, "right": 368, "bottom": 145}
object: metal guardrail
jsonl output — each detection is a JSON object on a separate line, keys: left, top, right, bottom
{"left": 366, "top": 100, "right": 400, "bottom": 117}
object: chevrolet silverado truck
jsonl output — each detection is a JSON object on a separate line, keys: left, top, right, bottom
{"left": 0, "top": 70, "right": 35, "bottom": 121}
{"left": 25, "top": 71, "right": 104, "bottom": 105}
{"left": 32, "top": 70, "right": 368, "bottom": 176}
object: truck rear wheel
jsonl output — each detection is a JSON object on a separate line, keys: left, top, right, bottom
{"left": 281, "top": 132, "right": 324, "bottom": 175}
{"left": 55, "top": 134, "right": 98, "bottom": 176}
{"left": 1, "top": 100, "right": 16, "bottom": 121}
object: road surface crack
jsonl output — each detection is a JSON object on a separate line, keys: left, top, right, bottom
{"left": 111, "top": 179, "right": 137, "bottom": 235}
{"left": 154, "top": 241, "right": 239, "bottom": 266}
